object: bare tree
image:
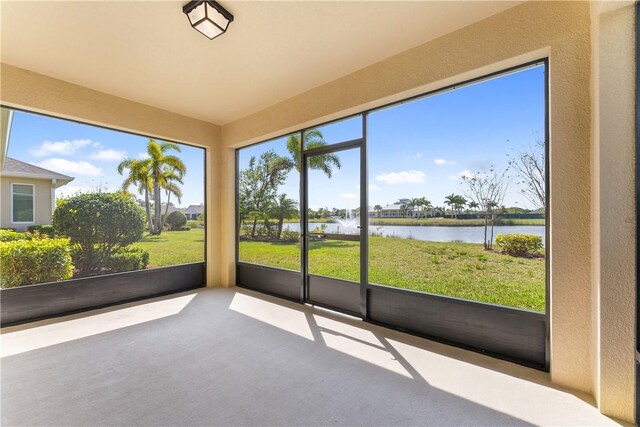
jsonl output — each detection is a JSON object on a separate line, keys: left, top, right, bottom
{"left": 461, "top": 167, "right": 509, "bottom": 249}
{"left": 508, "top": 139, "right": 545, "bottom": 210}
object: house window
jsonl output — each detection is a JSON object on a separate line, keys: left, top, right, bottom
{"left": 12, "top": 184, "right": 34, "bottom": 223}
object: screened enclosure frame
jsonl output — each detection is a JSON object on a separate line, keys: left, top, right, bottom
{"left": 0, "top": 105, "right": 208, "bottom": 325}
{"left": 236, "top": 58, "right": 550, "bottom": 369}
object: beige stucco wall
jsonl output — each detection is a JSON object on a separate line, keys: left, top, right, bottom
{"left": 0, "top": 176, "right": 53, "bottom": 231}
{"left": 591, "top": 2, "right": 636, "bottom": 420}
{"left": 218, "top": 0, "right": 602, "bottom": 407}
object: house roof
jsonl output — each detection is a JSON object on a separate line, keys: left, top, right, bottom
{"left": 161, "top": 204, "right": 185, "bottom": 214}
{"left": 1, "top": 157, "right": 74, "bottom": 185}
{"left": 380, "top": 205, "right": 403, "bottom": 211}
{"left": 184, "top": 204, "right": 204, "bottom": 214}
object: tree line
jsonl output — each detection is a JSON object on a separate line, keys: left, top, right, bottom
{"left": 238, "top": 131, "right": 340, "bottom": 240}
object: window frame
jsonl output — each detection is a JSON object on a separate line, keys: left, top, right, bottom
{"left": 0, "top": 106, "right": 209, "bottom": 326}
{"left": 235, "top": 58, "right": 550, "bottom": 369}
{"left": 11, "top": 182, "right": 35, "bottom": 224}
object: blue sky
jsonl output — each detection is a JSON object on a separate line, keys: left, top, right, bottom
{"left": 239, "top": 64, "right": 545, "bottom": 211}
{"left": 7, "top": 111, "right": 205, "bottom": 207}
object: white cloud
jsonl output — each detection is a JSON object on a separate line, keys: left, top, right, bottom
{"left": 138, "top": 152, "right": 150, "bottom": 159}
{"left": 376, "top": 170, "right": 426, "bottom": 185}
{"left": 434, "top": 158, "right": 456, "bottom": 166}
{"left": 90, "top": 149, "right": 127, "bottom": 161}
{"left": 29, "top": 139, "right": 93, "bottom": 157}
{"left": 340, "top": 192, "right": 358, "bottom": 200}
{"left": 448, "top": 169, "right": 475, "bottom": 181}
{"left": 35, "top": 158, "right": 102, "bottom": 176}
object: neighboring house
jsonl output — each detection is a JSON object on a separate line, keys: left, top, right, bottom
{"left": 369, "top": 199, "right": 435, "bottom": 218}
{"left": 371, "top": 199, "right": 411, "bottom": 218}
{"left": 0, "top": 157, "right": 74, "bottom": 231}
{"left": 160, "top": 203, "right": 185, "bottom": 216}
{"left": 184, "top": 203, "right": 204, "bottom": 220}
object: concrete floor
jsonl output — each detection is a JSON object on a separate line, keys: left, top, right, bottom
{"left": 0, "top": 287, "right": 626, "bottom": 426}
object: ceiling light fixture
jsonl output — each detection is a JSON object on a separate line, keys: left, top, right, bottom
{"left": 183, "top": 1, "right": 234, "bottom": 40}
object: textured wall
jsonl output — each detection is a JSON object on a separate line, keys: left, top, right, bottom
{"left": 219, "top": 0, "right": 596, "bottom": 401}
{"left": 593, "top": 3, "right": 636, "bottom": 421}
{"left": 0, "top": 64, "right": 219, "bottom": 149}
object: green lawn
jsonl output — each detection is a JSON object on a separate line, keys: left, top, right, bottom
{"left": 134, "top": 228, "right": 205, "bottom": 268}
{"left": 239, "top": 236, "right": 545, "bottom": 312}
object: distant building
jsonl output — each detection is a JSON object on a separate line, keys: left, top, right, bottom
{"left": 369, "top": 199, "right": 410, "bottom": 218}
{"left": 184, "top": 203, "right": 204, "bottom": 220}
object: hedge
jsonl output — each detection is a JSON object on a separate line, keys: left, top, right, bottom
{"left": 0, "top": 237, "right": 73, "bottom": 288}
{"left": 27, "top": 225, "right": 56, "bottom": 237}
{"left": 495, "top": 233, "right": 543, "bottom": 257}
{"left": 0, "top": 230, "right": 28, "bottom": 242}
{"left": 106, "top": 246, "right": 149, "bottom": 273}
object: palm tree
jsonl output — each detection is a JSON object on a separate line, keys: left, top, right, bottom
{"left": 468, "top": 201, "right": 479, "bottom": 217}
{"left": 286, "top": 130, "right": 341, "bottom": 178}
{"left": 420, "top": 198, "right": 433, "bottom": 217}
{"left": 453, "top": 195, "right": 468, "bottom": 216}
{"left": 373, "top": 204, "right": 382, "bottom": 217}
{"left": 147, "top": 140, "right": 186, "bottom": 235}
{"left": 119, "top": 139, "right": 187, "bottom": 235}
{"left": 409, "top": 197, "right": 421, "bottom": 218}
{"left": 444, "top": 194, "right": 456, "bottom": 218}
{"left": 118, "top": 158, "right": 155, "bottom": 233}
{"left": 270, "top": 194, "right": 298, "bottom": 240}
{"left": 162, "top": 166, "right": 185, "bottom": 224}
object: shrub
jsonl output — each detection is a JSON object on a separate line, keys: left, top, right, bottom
{"left": 280, "top": 229, "right": 300, "bottom": 242}
{"left": 0, "top": 230, "right": 28, "bottom": 242}
{"left": 106, "top": 246, "right": 150, "bottom": 273}
{"left": 27, "top": 225, "right": 56, "bottom": 237}
{"left": 186, "top": 220, "right": 203, "bottom": 229}
{"left": 165, "top": 211, "right": 187, "bottom": 230}
{"left": 53, "top": 192, "right": 146, "bottom": 276}
{"left": 495, "top": 233, "right": 543, "bottom": 257}
{"left": 0, "top": 237, "right": 73, "bottom": 288}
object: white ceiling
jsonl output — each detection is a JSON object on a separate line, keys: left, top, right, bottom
{"left": 1, "top": 1, "right": 521, "bottom": 125}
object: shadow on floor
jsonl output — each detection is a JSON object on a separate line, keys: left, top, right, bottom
{"left": 0, "top": 287, "right": 622, "bottom": 426}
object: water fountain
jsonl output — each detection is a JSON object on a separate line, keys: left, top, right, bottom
{"left": 335, "top": 208, "right": 359, "bottom": 234}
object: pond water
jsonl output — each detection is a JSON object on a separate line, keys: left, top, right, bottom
{"left": 283, "top": 222, "right": 546, "bottom": 245}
